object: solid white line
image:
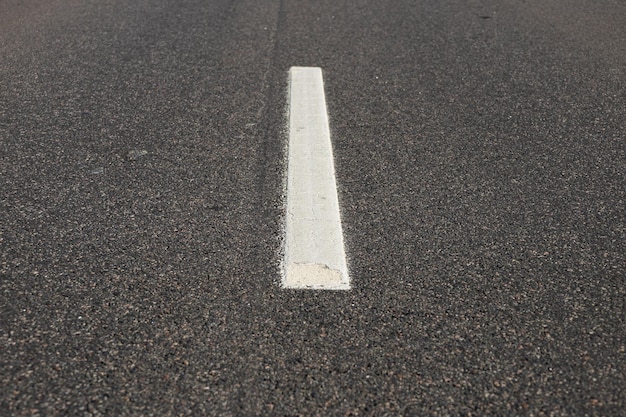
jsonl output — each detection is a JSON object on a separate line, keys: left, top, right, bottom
{"left": 282, "top": 67, "right": 350, "bottom": 290}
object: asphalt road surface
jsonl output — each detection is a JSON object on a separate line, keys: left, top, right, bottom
{"left": 1, "top": 0, "right": 625, "bottom": 415}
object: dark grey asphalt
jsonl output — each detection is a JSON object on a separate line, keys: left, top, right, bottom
{"left": 1, "top": 0, "right": 625, "bottom": 415}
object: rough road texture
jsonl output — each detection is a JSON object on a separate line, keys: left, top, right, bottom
{"left": 1, "top": 0, "right": 624, "bottom": 415}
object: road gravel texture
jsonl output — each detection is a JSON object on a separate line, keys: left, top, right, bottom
{"left": 1, "top": 0, "right": 625, "bottom": 416}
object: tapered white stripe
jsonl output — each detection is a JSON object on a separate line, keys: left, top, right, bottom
{"left": 282, "top": 67, "right": 350, "bottom": 290}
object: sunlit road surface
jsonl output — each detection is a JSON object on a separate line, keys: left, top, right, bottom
{"left": 1, "top": 0, "right": 625, "bottom": 415}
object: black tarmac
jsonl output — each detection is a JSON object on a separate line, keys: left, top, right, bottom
{"left": 1, "top": 0, "right": 625, "bottom": 415}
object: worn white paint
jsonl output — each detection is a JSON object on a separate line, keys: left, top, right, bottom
{"left": 282, "top": 67, "right": 350, "bottom": 290}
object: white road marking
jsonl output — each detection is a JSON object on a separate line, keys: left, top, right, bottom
{"left": 283, "top": 67, "right": 350, "bottom": 290}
